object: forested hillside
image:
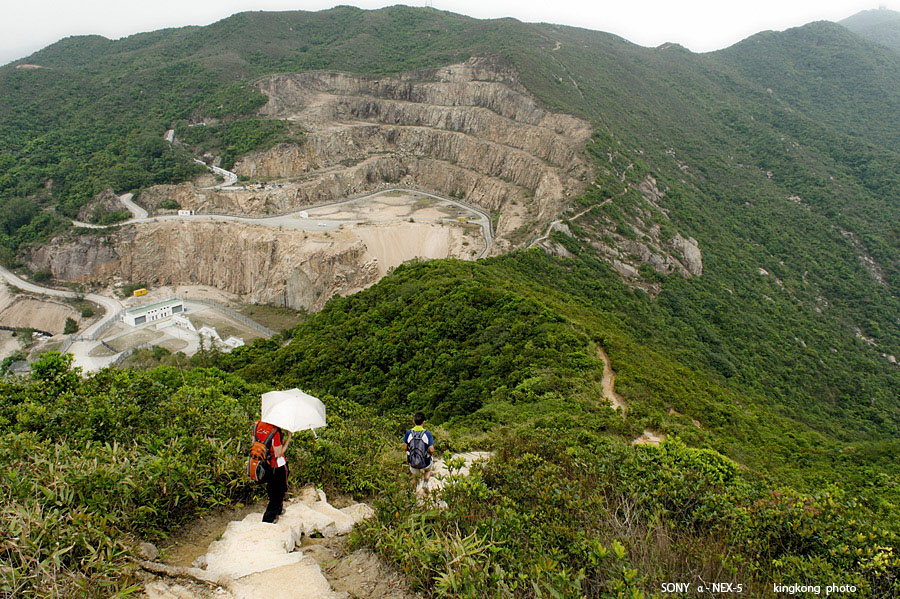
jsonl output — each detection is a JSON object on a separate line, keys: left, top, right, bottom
{"left": 3, "top": 6, "right": 900, "bottom": 597}
{"left": 842, "top": 8, "right": 900, "bottom": 53}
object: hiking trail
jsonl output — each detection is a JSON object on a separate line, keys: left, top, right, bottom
{"left": 139, "top": 487, "right": 415, "bottom": 599}
{"left": 596, "top": 344, "right": 665, "bottom": 446}
{"left": 139, "top": 453, "right": 493, "bottom": 598}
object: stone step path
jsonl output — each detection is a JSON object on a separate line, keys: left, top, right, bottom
{"left": 143, "top": 488, "right": 374, "bottom": 599}
{"left": 415, "top": 451, "right": 492, "bottom": 495}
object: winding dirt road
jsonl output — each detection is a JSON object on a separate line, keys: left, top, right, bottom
{"left": 71, "top": 188, "right": 494, "bottom": 258}
{"left": 0, "top": 265, "right": 123, "bottom": 340}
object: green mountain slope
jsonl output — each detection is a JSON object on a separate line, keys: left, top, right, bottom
{"left": 842, "top": 8, "right": 900, "bottom": 53}
{"left": 714, "top": 20, "right": 900, "bottom": 153}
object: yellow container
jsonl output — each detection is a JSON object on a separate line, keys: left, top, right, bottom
{"left": 133, "top": 288, "right": 148, "bottom": 297}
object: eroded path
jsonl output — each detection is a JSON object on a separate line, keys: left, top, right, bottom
{"left": 596, "top": 344, "right": 665, "bottom": 446}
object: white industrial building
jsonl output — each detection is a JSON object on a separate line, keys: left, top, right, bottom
{"left": 123, "top": 298, "right": 185, "bottom": 327}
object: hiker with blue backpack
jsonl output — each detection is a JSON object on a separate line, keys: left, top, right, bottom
{"left": 404, "top": 412, "right": 435, "bottom": 492}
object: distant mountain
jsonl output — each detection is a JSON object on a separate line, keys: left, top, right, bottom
{"left": 716, "top": 20, "right": 900, "bottom": 152}
{"left": 841, "top": 8, "right": 900, "bottom": 52}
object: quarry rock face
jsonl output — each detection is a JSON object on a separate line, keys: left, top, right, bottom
{"left": 232, "top": 56, "right": 588, "bottom": 247}
{"left": 31, "top": 57, "right": 698, "bottom": 308}
{"left": 27, "top": 217, "right": 479, "bottom": 312}
{"left": 32, "top": 56, "right": 592, "bottom": 311}
{"left": 29, "top": 223, "right": 376, "bottom": 312}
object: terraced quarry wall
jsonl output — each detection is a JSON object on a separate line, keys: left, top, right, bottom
{"left": 239, "top": 57, "right": 592, "bottom": 250}
{"left": 28, "top": 193, "right": 484, "bottom": 312}
{"left": 28, "top": 57, "right": 591, "bottom": 310}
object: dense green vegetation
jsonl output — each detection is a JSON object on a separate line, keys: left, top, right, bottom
{"left": 3, "top": 259, "right": 898, "bottom": 595}
{"left": 4, "top": 5, "right": 900, "bottom": 597}
{"left": 0, "top": 352, "right": 403, "bottom": 596}
{"left": 842, "top": 8, "right": 900, "bottom": 54}
{"left": 174, "top": 118, "right": 304, "bottom": 170}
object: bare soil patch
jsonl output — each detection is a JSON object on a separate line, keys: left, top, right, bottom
{"left": 0, "top": 331, "right": 22, "bottom": 362}
{"left": 234, "top": 303, "right": 306, "bottom": 331}
{"left": 0, "top": 297, "right": 79, "bottom": 334}
{"left": 106, "top": 329, "right": 163, "bottom": 352}
{"left": 157, "top": 338, "right": 189, "bottom": 353}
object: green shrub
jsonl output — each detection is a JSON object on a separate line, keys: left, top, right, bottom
{"left": 63, "top": 317, "right": 78, "bottom": 335}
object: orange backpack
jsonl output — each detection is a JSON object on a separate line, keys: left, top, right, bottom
{"left": 247, "top": 422, "right": 278, "bottom": 484}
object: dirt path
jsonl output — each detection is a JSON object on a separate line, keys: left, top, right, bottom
{"left": 140, "top": 453, "right": 495, "bottom": 598}
{"left": 596, "top": 344, "right": 664, "bottom": 446}
{"left": 597, "top": 345, "right": 627, "bottom": 417}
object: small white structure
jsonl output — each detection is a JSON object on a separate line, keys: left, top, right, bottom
{"left": 172, "top": 314, "right": 196, "bottom": 332}
{"left": 299, "top": 211, "right": 309, "bottom": 219}
{"left": 123, "top": 298, "right": 184, "bottom": 327}
{"left": 224, "top": 336, "right": 245, "bottom": 350}
{"left": 178, "top": 209, "right": 195, "bottom": 216}
{"left": 198, "top": 325, "right": 222, "bottom": 342}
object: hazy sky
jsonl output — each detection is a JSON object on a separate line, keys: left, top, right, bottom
{"left": 2, "top": 0, "right": 896, "bottom": 65}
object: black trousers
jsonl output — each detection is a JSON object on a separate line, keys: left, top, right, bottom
{"left": 263, "top": 465, "right": 288, "bottom": 523}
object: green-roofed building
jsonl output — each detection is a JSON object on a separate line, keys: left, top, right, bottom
{"left": 123, "top": 298, "right": 184, "bottom": 327}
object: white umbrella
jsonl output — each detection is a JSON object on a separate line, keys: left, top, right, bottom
{"left": 260, "top": 388, "right": 327, "bottom": 433}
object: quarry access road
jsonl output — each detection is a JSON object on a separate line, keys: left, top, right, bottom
{"left": 0, "top": 265, "right": 123, "bottom": 340}
{"left": 119, "top": 192, "right": 147, "bottom": 219}
{"left": 71, "top": 192, "right": 146, "bottom": 228}
{"left": 194, "top": 159, "right": 239, "bottom": 189}
{"left": 71, "top": 188, "right": 495, "bottom": 258}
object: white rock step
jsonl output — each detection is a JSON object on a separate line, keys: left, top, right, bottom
{"left": 145, "top": 488, "right": 373, "bottom": 599}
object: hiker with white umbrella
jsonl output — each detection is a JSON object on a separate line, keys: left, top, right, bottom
{"left": 248, "top": 389, "right": 327, "bottom": 524}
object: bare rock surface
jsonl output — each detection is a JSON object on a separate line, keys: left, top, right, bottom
{"left": 143, "top": 489, "right": 373, "bottom": 599}
{"left": 27, "top": 192, "right": 483, "bottom": 311}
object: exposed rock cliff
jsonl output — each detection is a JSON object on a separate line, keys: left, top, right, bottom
{"left": 34, "top": 57, "right": 703, "bottom": 309}
{"left": 131, "top": 58, "right": 587, "bottom": 249}
{"left": 239, "top": 58, "right": 590, "bottom": 247}
{"left": 28, "top": 218, "right": 480, "bottom": 312}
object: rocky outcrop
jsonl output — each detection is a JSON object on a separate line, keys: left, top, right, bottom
{"left": 77, "top": 188, "right": 125, "bottom": 222}
{"left": 671, "top": 233, "right": 703, "bottom": 276}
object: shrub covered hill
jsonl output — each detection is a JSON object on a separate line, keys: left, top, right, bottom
{"left": 842, "top": 8, "right": 900, "bottom": 54}
{"left": 3, "top": 6, "right": 900, "bottom": 597}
